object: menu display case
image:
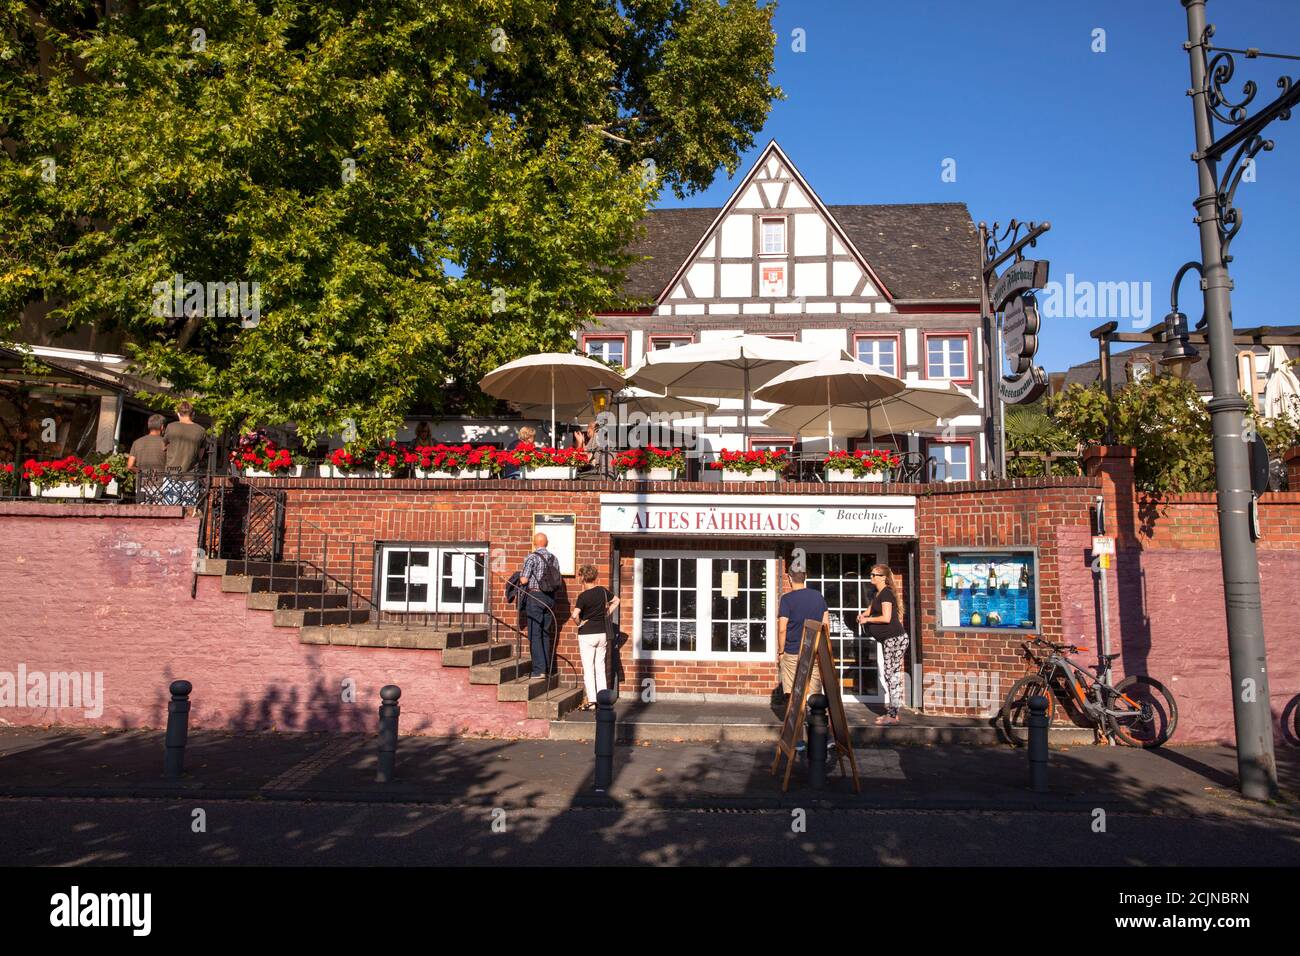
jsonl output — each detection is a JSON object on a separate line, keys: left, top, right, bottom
{"left": 934, "top": 548, "right": 1040, "bottom": 633}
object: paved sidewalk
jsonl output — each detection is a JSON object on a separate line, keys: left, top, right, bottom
{"left": 0, "top": 726, "right": 1296, "bottom": 817}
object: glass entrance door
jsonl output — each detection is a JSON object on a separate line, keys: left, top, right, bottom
{"left": 804, "top": 548, "right": 884, "bottom": 701}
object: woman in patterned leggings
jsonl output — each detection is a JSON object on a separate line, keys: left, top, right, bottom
{"left": 858, "top": 564, "right": 909, "bottom": 725}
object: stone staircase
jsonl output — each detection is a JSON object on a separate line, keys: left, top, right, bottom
{"left": 196, "top": 557, "right": 584, "bottom": 721}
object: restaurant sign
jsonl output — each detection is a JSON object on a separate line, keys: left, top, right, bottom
{"left": 600, "top": 494, "right": 916, "bottom": 538}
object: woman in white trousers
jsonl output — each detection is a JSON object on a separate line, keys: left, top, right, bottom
{"left": 570, "top": 564, "right": 619, "bottom": 711}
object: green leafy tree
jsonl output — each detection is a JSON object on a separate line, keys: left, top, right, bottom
{"left": 0, "top": 0, "right": 781, "bottom": 442}
{"left": 1050, "top": 377, "right": 1215, "bottom": 493}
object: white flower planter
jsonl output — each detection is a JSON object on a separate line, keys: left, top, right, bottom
{"left": 826, "top": 468, "right": 886, "bottom": 483}
{"left": 720, "top": 468, "right": 780, "bottom": 482}
{"left": 523, "top": 466, "right": 574, "bottom": 480}
{"left": 242, "top": 465, "right": 304, "bottom": 478}
{"left": 621, "top": 467, "right": 679, "bottom": 481}
{"left": 33, "top": 482, "right": 103, "bottom": 499}
{"left": 415, "top": 468, "right": 488, "bottom": 479}
{"left": 319, "top": 465, "right": 391, "bottom": 478}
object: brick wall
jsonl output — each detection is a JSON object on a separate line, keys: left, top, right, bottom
{"left": 7, "top": 462, "right": 1300, "bottom": 743}
{"left": 0, "top": 509, "right": 547, "bottom": 737}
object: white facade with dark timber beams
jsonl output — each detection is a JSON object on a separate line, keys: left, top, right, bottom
{"left": 579, "top": 140, "right": 990, "bottom": 481}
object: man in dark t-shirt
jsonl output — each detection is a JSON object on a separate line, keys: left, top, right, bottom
{"left": 163, "top": 401, "right": 206, "bottom": 472}
{"left": 777, "top": 568, "right": 829, "bottom": 698}
{"left": 127, "top": 415, "right": 168, "bottom": 473}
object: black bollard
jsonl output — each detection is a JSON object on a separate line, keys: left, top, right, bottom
{"left": 806, "top": 694, "right": 829, "bottom": 789}
{"left": 163, "top": 680, "right": 192, "bottom": 779}
{"left": 593, "top": 689, "right": 616, "bottom": 793}
{"left": 1027, "top": 694, "right": 1049, "bottom": 793}
{"left": 376, "top": 685, "right": 401, "bottom": 784}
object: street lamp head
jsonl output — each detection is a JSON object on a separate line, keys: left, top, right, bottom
{"left": 1159, "top": 309, "right": 1201, "bottom": 380}
{"left": 587, "top": 385, "right": 614, "bottom": 416}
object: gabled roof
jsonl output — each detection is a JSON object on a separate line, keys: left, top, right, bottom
{"left": 616, "top": 141, "right": 982, "bottom": 306}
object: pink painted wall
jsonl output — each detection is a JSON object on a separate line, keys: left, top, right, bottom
{"left": 1058, "top": 525, "right": 1300, "bottom": 744}
{"left": 0, "top": 512, "right": 546, "bottom": 737}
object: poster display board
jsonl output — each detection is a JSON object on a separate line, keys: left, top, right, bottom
{"left": 770, "top": 620, "right": 861, "bottom": 793}
{"left": 534, "top": 513, "right": 576, "bottom": 576}
{"left": 936, "top": 548, "right": 1039, "bottom": 632}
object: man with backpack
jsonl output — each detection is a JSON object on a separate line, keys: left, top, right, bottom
{"left": 519, "top": 532, "right": 563, "bottom": 679}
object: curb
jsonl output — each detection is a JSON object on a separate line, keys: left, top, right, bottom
{"left": 1, "top": 784, "right": 1292, "bottom": 820}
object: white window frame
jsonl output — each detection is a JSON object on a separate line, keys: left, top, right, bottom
{"left": 928, "top": 440, "right": 973, "bottom": 482}
{"left": 583, "top": 335, "right": 626, "bottom": 367}
{"left": 378, "top": 544, "right": 489, "bottom": 613}
{"left": 760, "top": 217, "right": 786, "bottom": 256}
{"left": 854, "top": 336, "right": 899, "bottom": 376}
{"left": 926, "top": 335, "right": 969, "bottom": 381}
{"left": 633, "top": 550, "right": 777, "bottom": 662}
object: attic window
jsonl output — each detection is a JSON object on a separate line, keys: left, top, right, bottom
{"left": 761, "top": 218, "right": 785, "bottom": 255}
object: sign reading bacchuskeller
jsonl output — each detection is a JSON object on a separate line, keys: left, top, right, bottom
{"left": 599, "top": 494, "right": 917, "bottom": 538}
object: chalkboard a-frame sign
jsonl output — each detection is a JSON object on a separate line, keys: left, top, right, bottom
{"left": 770, "top": 620, "right": 862, "bottom": 793}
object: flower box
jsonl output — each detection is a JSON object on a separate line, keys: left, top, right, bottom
{"left": 243, "top": 465, "right": 304, "bottom": 479}
{"left": 826, "top": 467, "right": 885, "bottom": 483}
{"left": 32, "top": 481, "right": 104, "bottom": 499}
{"left": 722, "top": 468, "right": 778, "bottom": 482}
{"left": 415, "top": 468, "right": 488, "bottom": 479}
{"left": 621, "top": 467, "right": 679, "bottom": 481}
{"left": 523, "top": 466, "right": 574, "bottom": 480}
{"left": 318, "top": 466, "right": 392, "bottom": 479}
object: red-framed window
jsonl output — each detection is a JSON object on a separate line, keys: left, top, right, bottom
{"left": 581, "top": 333, "right": 628, "bottom": 367}
{"left": 649, "top": 334, "right": 694, "bottom": 351}
{"left": 760, "top": 216, "right": 787, "bottom": 256}
{"left": 923, "top": 331, "right": 973, "bottom": 384}
{"left": 853, "top": 333, "right": 901, "bottom": 377}
{"left": 925, "top": 437, "right": 975, "bottom": 482}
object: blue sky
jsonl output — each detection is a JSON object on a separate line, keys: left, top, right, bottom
{"left": 657, "top": 0, "right": 1300, "bottom": 373}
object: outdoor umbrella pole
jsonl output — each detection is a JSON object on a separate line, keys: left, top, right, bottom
{"left": 550, "top": 368, "right": 555, "bottom": 448}
{"left": 743, "top": 364, "right": 751, "bottom": 447}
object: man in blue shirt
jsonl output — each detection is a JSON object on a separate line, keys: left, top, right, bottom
{"left": 777, "top": 568, "right": 830, "bottom": 700}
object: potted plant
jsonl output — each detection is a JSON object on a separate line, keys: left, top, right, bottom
{"left": 824, "top": 448, "right": 900, "bottom": 483}
{"left": 706, "top": 448, "right": 789, "bottom": 482}
{"left": 23, "top": 455, "right": 119, "bottom": 499}
{"left": 234, "top": 436, "right": 306, "bottom": 478}
{"left": 370, "top": 441, "right": 403, "bottom": 478}
{"left": 512, "top": 443, "right": 589, "bottom": 480}
{"left": 614, "top": 445, "right": 685, "bottom": 481}
{"left": 409, "top": 443, "right": 494, "bottom": 479}
{"left": 319, "top": 446, "right": 366, "bottom": 478}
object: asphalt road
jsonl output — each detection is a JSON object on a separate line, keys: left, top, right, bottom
{"left": 4, "top": 796, "right": 1299, "bottom": 866}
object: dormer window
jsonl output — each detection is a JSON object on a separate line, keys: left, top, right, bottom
{"left": 761, "top": 218, "right": 786, "bottom": 255}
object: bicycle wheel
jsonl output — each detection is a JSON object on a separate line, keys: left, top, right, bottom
{"left": 1002, "top": 674, "right": 1055, "bottom": 747}
{"left": 1109, "top": 675, "right": 1178, "bottom": 748}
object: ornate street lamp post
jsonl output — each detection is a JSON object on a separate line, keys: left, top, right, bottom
{"left": 1180, "top": 0, "right": 1300, "bottom": 800}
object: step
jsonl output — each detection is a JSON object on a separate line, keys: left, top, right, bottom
{"left": 441, "top": 642, "right": 514, "bottom": 667}
{"left": 249, "top": 575, "right": 326, "bottom": 594}
{"left": 247, "top": 591, "right": 350, "bottom": 611}
{"left": 469, "top": 656, "right": 533, "bottom": 685}
{"left": 498, "top": 674, "right": 559, "bottom": 701}
{"left": 527, "top": 685, "right": 585, "bottom": 720}
{"left": 221, "top": 559, "right": 312, "bottom": 578}
{"left": 196, "top": 558, "right": 227, "bottom": 576}
{"left": 441, "top": 626, "right": 491, "bottom": 649}
{"left": 273, "top": 608, "right": 372, "bottom": 628}
{"left": 299, "top": 625, "right": 447, "bottom": 649}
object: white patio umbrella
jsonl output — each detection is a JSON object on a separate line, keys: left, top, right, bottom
{"left": 516, "top": 387, "right": 717, "bottom": 422}
{"left": 626, "top": 334, "right": 845, "bottom": 443}
{"left": 762, "top": 379, "right": 979, "bottom": 443}
{"left": 1262, "top": 346, "right": 1300, "bottom": 423}
{"left": 752, "top": 358, "right": 906, "bottom": 447}
{"left": 479, "top": 352, "right": 625, "bottom": 446}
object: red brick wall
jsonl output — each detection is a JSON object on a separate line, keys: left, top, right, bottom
{"left": 0, "top": 509, "right": 547, "bottom": 737}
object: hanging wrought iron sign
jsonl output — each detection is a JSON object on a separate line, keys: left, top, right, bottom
{"left": 990, "top": 258, "right": 1050, "bottom": 405}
